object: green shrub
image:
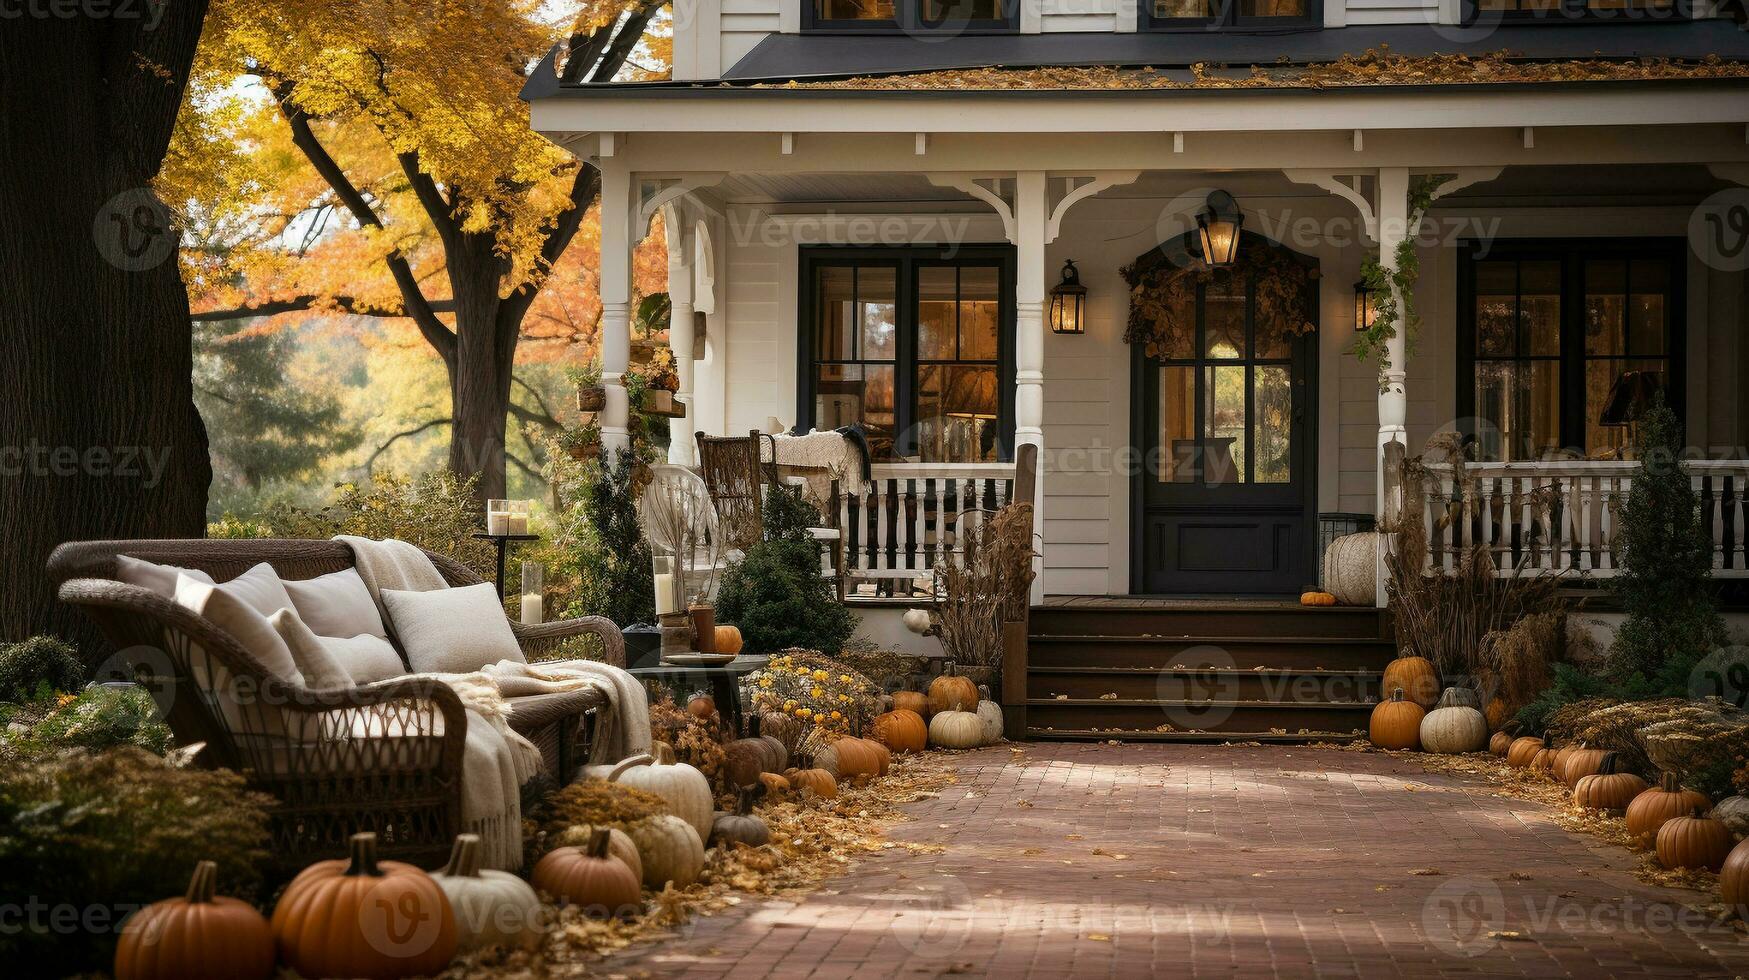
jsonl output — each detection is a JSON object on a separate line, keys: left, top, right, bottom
{"left": 0, "top": 637, "right": 85, "bottom": 704}
{"left": 265, "top": 471, "right": 494, "bottom": 578}
{"left": 0, "top": 746, "right": 272, "bottom": 970}
{"left": 206, "top": 513, "right": 276, "bottom": 539}
{"left": 565, "top": 454, "right": 655, "bottom": 628}
{"left": 717, "top": 487, "right": 854, "bottom": 655}
{"left": 1515, "top": 662, "right": 1626, "bottom": 737}
{"left": 1609, "top": 398, "right": 1728, "bottom": 692}
{"left": 18, "top": 687, "right": 173, "bottom": 755}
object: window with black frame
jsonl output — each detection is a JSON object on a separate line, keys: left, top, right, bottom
{"left": 803, "top": 248, "right": 1013, "bottom": 463}
{"left": 1146, "top": 0, "right": 1317, "bottom": 30}
{"left": 806, "top": 0, "right": 1018, "bottom": 31}
{"left": 1460, "top": 241, "right": 1683, "bottom": 462}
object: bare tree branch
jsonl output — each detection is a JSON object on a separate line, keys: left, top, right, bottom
{"left": 267, "top": 78, "right": 457, "bottom": 365}
{"left": 192, "top": 294, "right": 459, "bottom": 323}
{"left": 588, "top": 2, "right": 665, "bottom": 84}
{"left": 365, "top": 417, "right": 450, "bottom": 474}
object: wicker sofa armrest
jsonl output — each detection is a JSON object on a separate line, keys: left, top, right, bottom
{"left": 511, "top": 615, "right": 626, "bottom": 667}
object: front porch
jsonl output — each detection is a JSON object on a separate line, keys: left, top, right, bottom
{"left": 539, "top": 94, "right": 1749, "bottom": 607}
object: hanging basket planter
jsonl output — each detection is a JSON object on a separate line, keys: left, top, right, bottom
{"left": 642, "top": 389, "right": 686, "bottom": 418}
{"left": 566, "top": 438, "right": 602, "bottom": 461}
{"left": 577, "top": 385, "right": 606, "bottom": 412}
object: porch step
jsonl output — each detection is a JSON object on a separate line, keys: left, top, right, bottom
{"left": 1028, "top": 666, "right": 1380, "bottom": 703}
{"left": 1024, "top": 728, "right": 1369, "bottom": 744}
{"left": 1028, "top": 635, "right": 1395, "bottom": 672}
{"left": 1028, "top": 604, "right": 1389, "bottom": 640}
{"left": 1019, "top": 601, "right": 1392, "bottom": 744}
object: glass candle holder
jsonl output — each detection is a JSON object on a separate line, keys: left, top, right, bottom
{"left": 652, "top": 554, "right": 680, "bottom": 618}
{"left": 486, "top": 499, "right": 531, "bottom": 535}
{"left": 520, "top": 562, "right": 544, "bottom": 626}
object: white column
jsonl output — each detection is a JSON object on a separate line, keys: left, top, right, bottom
{"left": 1015, "top": 171, "right": 1048, "bottom": 603}
{"left": 1375, "top": 167, "right": 1411, "bottom": 608}
{"left": 664, "top": 207, "right": 698, "bottom": 465}
{"left": 597, "top": 153, "right": 634, "bottom": 459}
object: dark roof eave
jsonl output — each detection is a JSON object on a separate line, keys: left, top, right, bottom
{"left": 526, "top": 73, "right": 1749, "bottom": 100}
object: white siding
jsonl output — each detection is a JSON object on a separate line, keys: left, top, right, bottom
{"left": 706, "top": 195, "right": 1746, "bottom": 596}
{"left": 1042, "top": 0, "right": 1119, "bottom": 32}
{"left": 1342, "top": 0, "right": 1438, "bottom": 25}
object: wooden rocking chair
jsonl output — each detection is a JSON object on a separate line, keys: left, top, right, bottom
{"left": 695, "top": 430, "right": 844, "bottom": 598}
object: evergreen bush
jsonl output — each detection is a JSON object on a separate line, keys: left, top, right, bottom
{"left": 1608, "top": 398, "right": 1728, "bottom": 693}
{"left": 716, "top": 485, "right": 854, "bottom": 654}
{"left": 0, "top": 636, "right": 85, "bottom": 704}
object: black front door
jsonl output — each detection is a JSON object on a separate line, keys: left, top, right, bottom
{"left": 1134, "top": 254, "right": 1317, "bottom": 595}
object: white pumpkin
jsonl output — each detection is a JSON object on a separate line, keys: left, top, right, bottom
{"left": 430, "top": 834, "right": 542, "bottom": 951}
{"left": 553, "top": 824, "right": 644, "bottom": 885}
{"left": 627, "top": 814, "right": 706, "bottom": 889}
{"left": 974, "top": 700, "right": 1004, "bottom": 746}
{"left": 928, "top": 709, "right": 985, "bottom": 749}
{"left": 612, "top": 745, "right": 714, "bottom": 843}
{"left": 1418, "top": 689, "right": 1488, "bottom": 754}
{"left": 1713, "top": 796, "right": 1749, "bottom": 837}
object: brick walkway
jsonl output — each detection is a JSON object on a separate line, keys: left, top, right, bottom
{"left": 608, "top": 743, "right": 1749, "bottom": 978}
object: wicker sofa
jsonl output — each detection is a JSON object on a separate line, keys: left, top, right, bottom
{"left": 48, "top": 538, "right": 625, "bottom": 871}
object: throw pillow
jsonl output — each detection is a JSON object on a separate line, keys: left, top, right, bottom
{"left": 283, "top": 567, "right": 388, "bottom": 639}
{"left": 381, "top": 581, "right": 526, "bottom": 675}
{"left": 174, "top": 573, "right": 302, "bottom": 685}
{"left": 116, "top": 555, "right": 214, "bottom": 598}
{"left": 270, "top": 609, "right": 406, "bottom": 688}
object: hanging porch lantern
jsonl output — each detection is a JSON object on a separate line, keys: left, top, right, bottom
{"left": 1195, "top": 191, "right": 1243, "bottom": 268}
{"left": 1354, "top": 279, "right": 1378, "bottom": 332}
{"left": 1049, "top": 259, "right": 1087, "bottom": 335}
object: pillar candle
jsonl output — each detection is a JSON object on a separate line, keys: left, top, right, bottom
{"left": 520, "top": 593, "right": 542, "bottom": 626}
{"left": 653, "top": 573, "right": 677, "bottom": 616}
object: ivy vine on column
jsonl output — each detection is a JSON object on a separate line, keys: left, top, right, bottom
{"left": 1353, "top": 174, "right": 1454, "bottom": 387}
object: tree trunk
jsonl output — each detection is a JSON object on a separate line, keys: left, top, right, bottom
{"left": 446, "top": 239, "right": 516, "bottom": 503}
{"left": 0, "top": 7, "right": 214, "bottom": 646}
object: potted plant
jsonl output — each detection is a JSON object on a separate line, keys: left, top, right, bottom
{"left": 570, "top": 361, "right": 605, "bottom": 413}
{"left": 560, "top": 421, "right": 601, "bottom": 461}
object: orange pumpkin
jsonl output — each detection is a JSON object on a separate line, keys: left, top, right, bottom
{"left": 272, "top": 833, "right": 457, "bottom": 980}
{"left": 532, "top": 830, "right": 642, "bottom": 918}
{"left": 1530, "top": 747, "right": 1559, "bottom": 777}
{"left": 1488, "top": 726, "right": 1517, "bottom": 756}
{"left": 758, "top": 772, "right": 791, "bottom": 796}
{"left": 1300, "top": 591, "right": 1337, "bottom": 607}
{"left": 1573, "top": 753, "right": 1647, "bottom": 814}
{"left": 1380, "top": 656, "right": 1439, "bottom": 711}
{"left": 1505, "top": 736, "right": 1545, "bottom": 768}
{"left": 788, "top": 767, "right": 838, "bottom": 799}
{"left": 1625, "top": 775, "right": 1711, "bottom": 848}
{"left": 714, "top": 625, "right": 744, "bottom": 655}
{"left": 1721, "top": 839, "right": 1749, "bottom": 917}
{"left": 827, "top": 737, "right": 884, "bottom": 778}
{"left": 872, "top": 708, "right": 927, "bottom": 754}
{"left": 1656, "top": 809, "right": 1735, "bottom": 871}
{"left": 116, "top": 861, "right": 274, "bottom": 980}
{"left": 1368, "top": 688, "right": 1423, "bottom": 751}
{"left": 927, "top": 673, "right": 979, "bottom": 716}
{"left": 891, "top": 691, "right": 928, "bottom": 716}
{"left": 1560, "top": 744, "right": 1610, "bottom": 788}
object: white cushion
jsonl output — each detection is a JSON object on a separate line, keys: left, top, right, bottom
{"left": 381, "top": 582, "right": 525, "bottom": 675}
{"left": 174, "top": 573, "right": 302, "bottom": 685}
{"left": 116, "top": 555, "right": 213, "bottom": 598}
{"left": 283, "top": 568, "right": 388, "bottom": 639}
{"left": 270, "top": 609, "right": 405, "bottom": 688}
{"left": 212, "top": 562, "right": 297, "bottom": 619}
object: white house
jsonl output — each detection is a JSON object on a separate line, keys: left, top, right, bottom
{"left": 525, "top": 3, "right": 1749, "bottom": 736}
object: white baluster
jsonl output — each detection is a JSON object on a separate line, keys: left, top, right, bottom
{"left": 1734, "top": 475, "right": 1746, "bottom": 572}
{"left": 1442, "top": 471, "right": 1457, "bottom": 573}
{"left": 1480, "top": 476, "right": 1496, "bottom": 572}
{"left": 1578, "top": 476, "right": 1595, "bottom": 573}
{"left": 1706, "top": 474, "right": 1725, "bottom": 570}
{"left": 1598, "top": 475, "right": 1615, "bottom": 574}
{"left": 909, "top": 478, "right": 924, "bottom": 576}
{"left": 1519, "top": 476, "right": 1535, "bottom": 571}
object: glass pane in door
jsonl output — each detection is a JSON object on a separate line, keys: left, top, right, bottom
{"left": 1253, "top": 366, "right": 1292, "bottom": 483}
{"left": 1159, "top": 366, "right": 1195, "bottom": 483}
{"left": 1203, "top": 365, "right": 1247, "bottom": 485}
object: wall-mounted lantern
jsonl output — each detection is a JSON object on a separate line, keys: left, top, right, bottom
{"left": 1196, "top": 191, "right": 1243, "bottom": 268}
{"left": 1354, "top": 279, "right": 1378, "bottom": 332}
{"left": 1049, "top": 259, "right": 1087, "bottom": 335}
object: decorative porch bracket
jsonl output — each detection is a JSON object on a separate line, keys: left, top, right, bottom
{"left": 933, "top": 170, "right": 1139, "bottom": 602}
{"left": 1281, "top": 170, "right": 1380, "bottom": 244}
{"left": 595, "top": 161, "right": 725, "bottom": 458}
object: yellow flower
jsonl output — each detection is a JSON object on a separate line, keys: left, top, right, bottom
{"left": 838, "top": 694, "right": 850, "bottom": 702}
{"left": 811, "top": 687, "right": 825, "bottom": 699}
{"left": 839, "top": 674, "right": 853, "bottom": 684}
{"left": 815, "top": 717, "right": 827, "bottom": 726}
{"left": 759, "top": 678, "right": 773, "bottom": 688}
{"left": 830, "top": 710, "right": 842, "bottom": 720}
{"left": 797, "top": 708, "right": 812, "bottom": 718}
{"left": 813, "top": 669, "right": 829, "bottom": 681}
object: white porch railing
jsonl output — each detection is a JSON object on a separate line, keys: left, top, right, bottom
{"left": 838, "top": 462, "right": 1019, "bottom": 594}
{"left": 1419, "top": 460, "right": 1749, "bottom": 578}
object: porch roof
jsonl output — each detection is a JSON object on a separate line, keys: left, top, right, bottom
{"left": 716, "top": 21, "right": 1749, "bottom": 84}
